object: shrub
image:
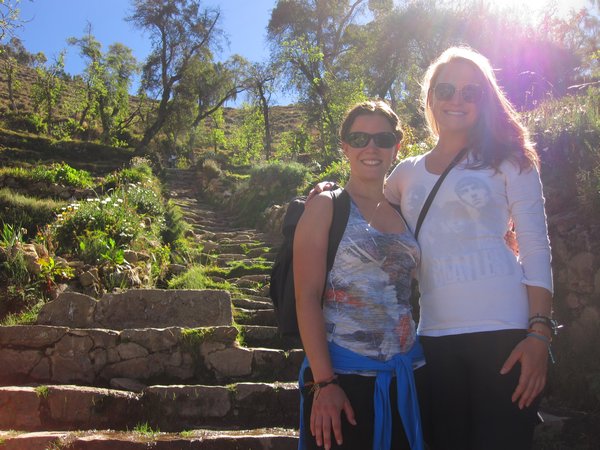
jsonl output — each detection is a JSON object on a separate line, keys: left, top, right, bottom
{"left": 52, "top": 195, "right": 143, "bottom": 255}
{"left": 201, "top": 158, "right": 223, "bottom": 180}
{"left": 524, "top": 88, "right": 600, "bottom": 216}
{"left": 319, "top": 159, "right": 350, "bottom": 185}
{"left": 77, "top": 230, "right": 125, "bottom": 266}
{"left": 228, "top": 161, "right": 312, "bottom": 226}
{"left": 161, "top": 200, "right": 190, "bottom": 245}
{"left": 30, "top": 162, "right": 94, "bottom": 188}
{"left": 102, "top": 158, "right": 154, "bottom": 190}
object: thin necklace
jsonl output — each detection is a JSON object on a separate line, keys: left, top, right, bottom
{"left": 366, "top": 199, "right": 385, "bottom": 228}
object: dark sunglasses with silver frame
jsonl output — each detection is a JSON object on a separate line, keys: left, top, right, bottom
{"left": 434, "top": 83, "right": 484, "bottom": 104}
{"left": 345, "top": 131, "right": 400, "bottom": 149}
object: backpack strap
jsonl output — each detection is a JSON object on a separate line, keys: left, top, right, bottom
{"left": 325, "top": 188, "right": 350, "bottom": 273}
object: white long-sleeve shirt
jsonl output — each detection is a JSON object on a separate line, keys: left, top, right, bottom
{"left": 385, "top": 153, "right": 553, "bottom": 337}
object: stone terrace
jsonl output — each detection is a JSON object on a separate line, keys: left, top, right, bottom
{"left": 0, "top": 168, "right": 301, "bottom": 449}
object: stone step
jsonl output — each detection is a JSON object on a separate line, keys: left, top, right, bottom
{"left": 215, "top": 254, "right": 272, "bottom": 266}
{"left": 0, "top": 382, "right": 299, "bottom": 432}
{"left": 36, "top": 290, "right": 233, "bottom": 330}
{"left": 240, "top": 325, "right": 303, "bottom": 350}
{"left": 0, "top": 429, "right": 297, "bottom": 450}
{"left": 232, "top": 293, "right": 272, "bottom": 303}
{"left": 232, "top": 297, "right": 273, "bottom": 310}
{"left": 0, "top": 325, "right": 303, "bottom": 386}
{"left": 234, "top": 308, "right": 277, "bottom": 327}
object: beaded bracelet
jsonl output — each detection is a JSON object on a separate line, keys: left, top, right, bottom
{"left": 308, "top": 376, "right": 340, "bottom": 399}
{"left": 526, "top": 331, "right": 556, "bottom": 364}
{"left": 528, "top": 314, "right": 562, "bottom": 336}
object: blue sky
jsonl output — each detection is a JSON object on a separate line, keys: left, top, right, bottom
{"left": 13, "top": 0, "right": 591, "bottom": 106}
{"left": 16, "top": 0, "right": 282, "bottom": 104}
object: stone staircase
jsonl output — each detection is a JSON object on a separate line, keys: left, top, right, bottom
{"left": 0, "top": 168, "right": 302, "bottom": 449}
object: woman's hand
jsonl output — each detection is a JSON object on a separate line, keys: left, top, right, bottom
{"left": 306, "top": 181, "right": 336, "bottom": 201}
{"left": 311, "top": 383, "right": 356, "bottom": 449}
{"left": 500, "top": 336, "right": 548, "bottom": 409}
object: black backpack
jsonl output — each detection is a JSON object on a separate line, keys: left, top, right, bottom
{"left": 269, "top": 188, "right": 350, "bottom": 337}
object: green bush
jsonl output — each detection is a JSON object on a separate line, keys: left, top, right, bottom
{"left": 102, "top": 157, "right": 154, "bottom": 190}
{"left": 229, "top": 161, "right": 312, "bottom": 226}
{"left": 319, "top": 159, "right": 350, "bottom": 185}
{"left": 201, "top": 159, "right": 223, "bottom": 180}
{"left": 77, "top": 230, "right": 125, "bottom": 266}
{"left": 52, "top": 194, "right": 144, "bottom": 255}
{"left": 161, "top": 200, "right": 190, "bottom": 245}
{"left": 118, "top": 183, "right": 164, "bottom": 217}
{"left": 524, "top": 88, "right": 600, "bottom": 216}
{"left": 30, "top": 163, "right": 94, "bottom": 188}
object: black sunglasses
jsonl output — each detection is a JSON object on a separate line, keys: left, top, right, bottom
{"left": 345, "top": 131, "right": 399, "bottom": 148}
{"left": 434, "top": 83, "right": 484, "bottom": 104}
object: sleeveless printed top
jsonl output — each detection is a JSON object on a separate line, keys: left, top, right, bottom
{"left": 323, "top": 200, "right": 420, "bottom": 362}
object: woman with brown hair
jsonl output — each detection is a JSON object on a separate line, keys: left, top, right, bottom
{"left": 295, "top": 100, "right": 425, "bottom": 450}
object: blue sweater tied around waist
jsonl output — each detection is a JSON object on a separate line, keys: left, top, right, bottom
{"left": 298, "top": 340, "right": 425, "bottom": 450}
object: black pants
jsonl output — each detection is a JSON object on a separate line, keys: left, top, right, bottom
{"left": 301, "top": 368, "right": 417, "bottom": 450}
{"left": 419, "top": 330, "right": 541, "bottom": 450}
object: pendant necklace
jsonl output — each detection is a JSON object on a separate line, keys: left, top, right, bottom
{"left": 366, "top": 199, "right": 385, "bottom": 230}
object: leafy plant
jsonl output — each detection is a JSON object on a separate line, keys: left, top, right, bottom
{"left": 0, "top": 223, "right": 24, "bottom": 248}
{"left": 1, "top": 250, "right": 30, "bottom": 287}
{"left": 319, "top": 159, "right": 350, "bottom": 186}
{"left": 103, "top": 158, "right": 154, "bottom": 189}
{"left": 37, "top": 256, "right": 75, "bottom": 293}
{"left": 30, "top": 163, "right": 94, "bottom": 188}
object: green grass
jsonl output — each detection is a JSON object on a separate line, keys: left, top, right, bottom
{"left": 0, "top": 187, "right": 66, "bottom": 233}
{"left": 34, "top": 385, "right": 49, "bottom": 399}
{"left": 167, "top": 265, "right": 232, "bottom": 290}
{"left": 0, "top": 300, "right": 45, "bottom": 325}
{"left": 132, "top": 421, "right": 160, "bottom": 436}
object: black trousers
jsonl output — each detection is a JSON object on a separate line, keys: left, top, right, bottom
{"left": 419, "top": 330, "right": 541, "bottom": 450}
{"left": 301, "top": 367, "right": 429, "bottom": 450}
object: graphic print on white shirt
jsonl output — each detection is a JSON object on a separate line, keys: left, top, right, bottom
{"left": 419, "top": 174, "right": 514, "bottom": 290}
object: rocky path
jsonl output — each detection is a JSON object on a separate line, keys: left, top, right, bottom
{"left": 0, "top": 168, "right": 301, "bottom": 449}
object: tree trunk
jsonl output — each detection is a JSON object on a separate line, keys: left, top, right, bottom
{"left": 258, "top": 86, "right": 272, "bottom": 160}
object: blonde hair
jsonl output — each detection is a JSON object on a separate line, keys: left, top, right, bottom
{"left": 421, "top": 46, "right": 538, "bottom": 171}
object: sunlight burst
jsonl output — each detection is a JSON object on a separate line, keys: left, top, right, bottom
{"left": 483, "top": 0, "right": 590, "bottom": 22}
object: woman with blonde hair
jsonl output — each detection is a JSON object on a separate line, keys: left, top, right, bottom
{"left": 313, "top": 46, "right": 554, "bottom": 450}
{"left": 384, "top": 45, "right": 553, "bottom": 450}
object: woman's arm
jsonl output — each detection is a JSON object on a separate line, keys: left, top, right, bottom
{"left": 294, "top": 193, "right": 356, "bottom": 448}
{"left": 501, "top": 164, "right": 554, "bottom": 408}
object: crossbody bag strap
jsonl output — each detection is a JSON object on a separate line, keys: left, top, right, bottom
{"left": 414, "top": 147, "right": 468, "bottom": 240}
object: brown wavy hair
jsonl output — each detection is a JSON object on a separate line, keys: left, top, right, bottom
{"left": 339, "top": 100, "right": 403, "bottom": 144}
{"left": 421, "top": 46, "right": 538, "bottom": 171}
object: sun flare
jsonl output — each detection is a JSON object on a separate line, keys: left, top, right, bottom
{"left": 475, "top": 0, "right": 590, "bottom": 23}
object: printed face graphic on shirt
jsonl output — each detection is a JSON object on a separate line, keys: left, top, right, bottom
{"left": 455, "top": 177, "right": 491, "bottom": 209}
{"left": 418, "top": 174, "right": 515, "bottom": 289}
